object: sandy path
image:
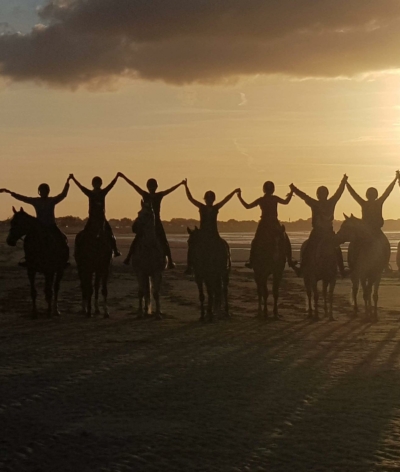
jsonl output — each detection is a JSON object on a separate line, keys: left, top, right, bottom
{"left": 1, "top": 241, "right": 400, "bottom": 471}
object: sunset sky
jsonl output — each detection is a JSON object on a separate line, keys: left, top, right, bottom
{"left": 1, "top": 0, "right": 400, "bottom": 223}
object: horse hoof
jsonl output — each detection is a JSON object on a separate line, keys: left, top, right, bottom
{"left": 154, "top": 313, "right": 163, "bottom": 321}
{"left": 104, "top": 313, "right": 110, "bottom": 319}
{"left": 53, "top": 311, "right": 61, "bottom": 317}
{"left": 94, "top": 310, "right": 100, "bottom": 316}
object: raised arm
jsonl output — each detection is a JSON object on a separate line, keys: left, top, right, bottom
{"left": 118, "top": 172, "right": 145, "bottom": 197}
{"left": 215, "top": 188, "right": 240, "bottom": 210}
{"left": 158, "top": 180, "right": 185, "bottom": 198}
{"left": 345, "top": 181, "right": 365, "bottom": 206}
{"left": 237, "top": 190, "right": 260, "bottom": 210}
{"left": 379, "top": 173, "right": 398, "bottom": 203}
{"left": 70, "top": 175, "right": 92, "bottom": 198}
{"left": 53, "top": 176, "right": 71, "bottom": 204}
{"left": 330, "top": 174, "right": 348, "bottom": 204}
{"left": 290, "top": 184, "right": 316, "bottom": 207}
{"left": 0, "top": 188, "right": 35, "bottom": 204}
{"left": 184, "top": 180, "right": 202, "bottom": 208}
{"left": 275, "top": 189, "right": 294, "bottom": 205}
{"left": 103, "top": 174, "right": 119, "bottom": 195}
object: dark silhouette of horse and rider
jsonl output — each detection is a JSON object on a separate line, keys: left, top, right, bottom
{"left": 1, "top": 170, "right": 399, "bottom": 320}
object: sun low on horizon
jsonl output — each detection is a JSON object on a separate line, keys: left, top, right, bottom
{"left": 1, "top": 0, "right": 400, "bottom": 224}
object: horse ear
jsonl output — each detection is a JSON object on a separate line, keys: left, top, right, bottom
{"left": 20, "top": 207, "right": 24, "bottom": 212}
{"left": 187, "top": 227, "right": 192, "bottom": 235}
{"left": 343, "top": 213, "right": 349, "bottom": 220}
{"left": 350, "top": 213, "right": 354, "bottom": 218}
{"left": 195, "top": 225, "right": 199, "bottom": 230}
{"left": 12, "top": 206, "right": 16, "bottom": 214}
{"left": 141, "top": 200, "right": 144, "bottom": 208}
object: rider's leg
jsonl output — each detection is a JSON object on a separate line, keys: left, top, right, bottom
{"left": 105, "top": 221, "right": 121, "bottom": 257}
{"left": 184, "top": 242, "right": 193, "bottom": 275}
{"left": 124, "top": 238, "right": 138, "bottom": 265}
{"left": 54, "top": 225, "right": 70, "bottom": 266}
{"left": 245, "top": 239, "right": 256, "bottom": 268}
{"left": 156, "top": 222, "right": 175, "bottom": 269}
{"left": 336, "top": 246, "right": 347, "bottom": 277}
{"left": 284, "top": 232, "right": 300, "bottom": 276}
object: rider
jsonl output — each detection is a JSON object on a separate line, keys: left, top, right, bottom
{"left": 69, "top": 174, "right": 121, "bottom": 257}
{"left": 345, "top": 172, "right": 398, "bottom": 234}
{"left": 237, "top": 182, "right": 298, "bottom": 273}
{"left": 0, "top": 177, "right": 71, "bottom": 265}
{"left": 119, "top": 173, "right": 185, "bottom": 269}
{"left": 184, "top": 179, "right": 240, "bottom": 275}
{"left": 290, "top": 174, "right": 348, "bottom": 277}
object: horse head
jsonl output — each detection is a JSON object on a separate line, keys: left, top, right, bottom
{"left": 6, "top": 207, "right": 34, "bottom": 246}
{"left": 335, "top": 213, "right": 365, "bottom": 244}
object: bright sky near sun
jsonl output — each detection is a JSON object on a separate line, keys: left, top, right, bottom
{"left": 1, "top": 1, "right": 400, "bottom": 222}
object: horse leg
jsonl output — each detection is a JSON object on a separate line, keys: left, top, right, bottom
{"left": 102, "top": 269, "right": 109, "bottom": 319}
{"left": 197, "top": 279, "right": 205, "bottom": 322}
{"left": 136, "top": 275, "right": 144, "bottom": 318}
{"left": 256, "top": 277, "right": 263, "bottom": 317}
{"left": 27, "top": 269, "right": 38, "bottom": 319}
{"left": 305, "top": 279, "right": 313, "bottom": 319}
{"left": 263, "top": 279, "right": 269, "bottom": 319}
{"left": 94, "top": 271, "right": 101, "bottom": 315}
{"left": 372, "top": 276, "right": 381, "bottom": 322}
{"left": 144, "top": 277, "right": 151, "bottom": 316}
{"left": 360, "top": 278, "right": 370, "bottom": 322}
{"left": 313, "top": 282, "right": 319, "bottom": 321}
{"left": 328, "top": 280, "right": 336, "bottom": 321}
{"left": 206, "top": 280, "right": 214, "bottom": 322}
{"left": 322, "top": 280, "right": 328, "bottom": 318}
{"left": 272, "top": 273, "right": 282, "bottom": 319}
{"left": 52, "top": 270, "right": 63, "bottom": 316}
{"left": 351, "top": 276, "right": 359, "bottom": 317}
{"left": 44, "top": 272, "right": 55, "bottom": 318}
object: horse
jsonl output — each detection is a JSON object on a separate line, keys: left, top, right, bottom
{"left": 186, "top": 227, "right": 230, "bottom": 322}
{"left": 300, "top": 230, "right": 337, "bottom": 321}
{"left": 6, "top": 207, "right": 69, "bottom": 318}
{"left": 251, "top": 229, "right": 286, "bottom": 319}
{"left": 335, "top": 214, "right": 390, "bottom": 322}
{"left": 74, "top": 224, "right": 113, "bottom": 318}
{"left": 130, "top": 201, "right": 165, "bottom": 318}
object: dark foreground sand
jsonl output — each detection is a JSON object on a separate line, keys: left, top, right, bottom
{"left": 1, "top": 236, "right": 400, "bottom": 471}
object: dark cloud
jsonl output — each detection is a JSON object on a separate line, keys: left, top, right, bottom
{"left": 1, "top": 0, "right": 400, "bottom": 88}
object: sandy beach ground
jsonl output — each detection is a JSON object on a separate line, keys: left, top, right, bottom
{"left": 2, "top": 233, "right": 400, "bottom": 471}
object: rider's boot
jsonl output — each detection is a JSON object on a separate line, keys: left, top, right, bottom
{"left": 111, "top": 235, "right": 121, "bottom": 257}
{"left": 18, "top": 258, "right": 27, "bottom": 267}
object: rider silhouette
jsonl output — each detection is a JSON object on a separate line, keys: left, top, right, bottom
{"left": 0, "top": 177, "right": 71, "bottom": 266}
{"left": 70, "top": 174, "right": 121, "bottom": 257}
{"left": 346, "top": 172, "right": 398, "bottom": 232}
{"left": 237, "top": 182, "right": 298, "bottom": 273}
{"left": 290, "top": 174, "right": 348, "bottom": 276}
{"left": 119, "top": 173, "right": 185, "bottom": 269}
{"left": 184, "top": 179, "right": 239, "bottom": 274}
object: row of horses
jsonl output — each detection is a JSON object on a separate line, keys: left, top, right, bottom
{"left": 5, "top": 204, "right": 392, "bottom": 323}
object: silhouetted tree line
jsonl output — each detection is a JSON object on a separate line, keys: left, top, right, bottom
{"left": 3, "top": 216, "right": 400, "bottom": 234}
